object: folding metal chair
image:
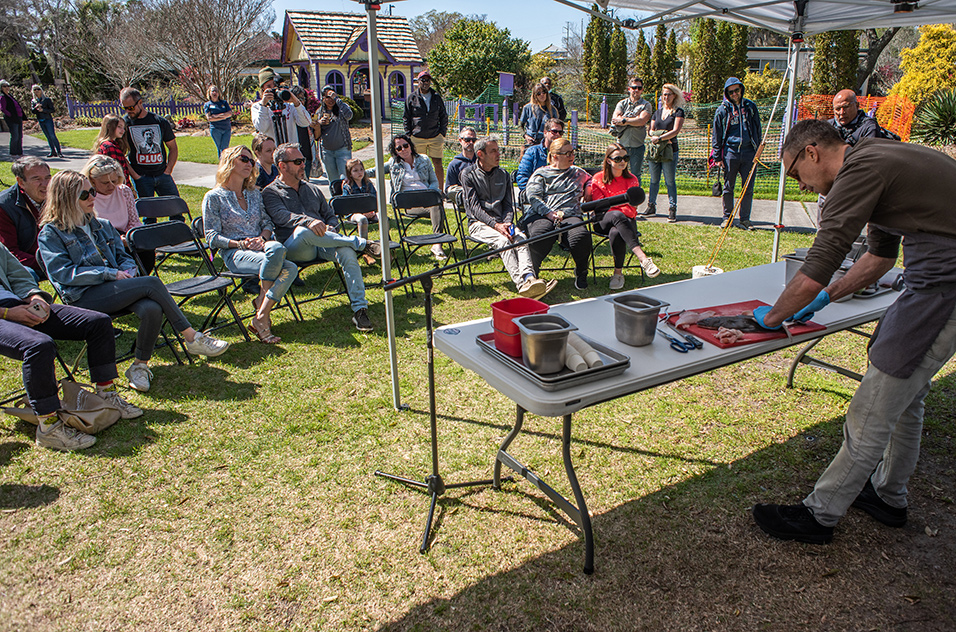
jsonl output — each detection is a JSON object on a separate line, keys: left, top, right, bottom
{"left": 134, "top": 196, "right": 201, "bottom": 271}
{"left": 587, "top": 210, "right": 645, "bottom": 286}
{"left": 35, "top": 249, "right": 186, "bottom": 370}
{"left": 127, "top": 221, "right": 250, "bottom": 349}
{"left": 392, "top": 190, "right": 463, "bottom": 288}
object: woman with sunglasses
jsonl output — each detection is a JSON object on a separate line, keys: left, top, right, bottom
{"left": 644, "top": 84, "right": 685, "bottom": 223}
{"left": 387, "top": 133, "right": 447, "bottom": 260}
{"left": 524, "top": 138, "right": 593, "bottom": 290}
{"left": 203, "top": 146, "right": 297, "bottom": 344}
{"left": 519, "top": 83, "right": 557, "bottom": 150}
{"left": 38, "top": 171, "right": 230, "bottom": 392}
{"left": 586, "top": 143, "right": 661, "bottom": 290}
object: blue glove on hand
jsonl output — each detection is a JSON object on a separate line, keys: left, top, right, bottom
{"left": 789, "top": 290, "right": 831, "bottom": 323}
{"left": 752, "top": 305, "right": 781, "bottom": 330}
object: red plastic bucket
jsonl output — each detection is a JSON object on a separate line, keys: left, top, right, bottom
{"left": 491, "top": 297, "right": 549, "bottom": 356}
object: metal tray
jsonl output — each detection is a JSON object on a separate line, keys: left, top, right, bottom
{"left": 476, "top": 332, "right": 630, "bottom": 391}
{"left": 851, "top": 284, "right": 896, "bottom": 300}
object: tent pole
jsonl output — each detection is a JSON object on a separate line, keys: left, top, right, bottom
{"left": 366, "top": 2, "right": 403, "bottom": 410}
{"left": 772, "top": 39, "right": 801, "bottom": 262}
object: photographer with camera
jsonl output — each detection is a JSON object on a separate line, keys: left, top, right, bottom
{"left": 251, "top": 68, "right": 311, "bottom": 148}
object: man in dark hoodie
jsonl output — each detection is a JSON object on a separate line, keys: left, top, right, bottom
{"left": 712, "top": 77, "right": 762, "bottom": 229}
{"left": 444, "top": 126, "right": 478, "bottom": 201}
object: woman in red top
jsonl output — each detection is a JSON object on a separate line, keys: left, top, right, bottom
{"left": 93, "top": 114, "right": 137, "bottom": 188}
{"left": 586, "top": 143, "right": 660, "bottom": 289}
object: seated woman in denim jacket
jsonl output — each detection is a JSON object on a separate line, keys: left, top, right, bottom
{"left": 387, "top": 133, "right": 447, "bottom": 260}
{"left": 203, "top": 145, "right": 297, "bottom": 344}
{"left": 38, "top": 171, "right": 230, "bottom": 393}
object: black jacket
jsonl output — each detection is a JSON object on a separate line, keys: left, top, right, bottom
{"left": 0, "top": 184, "right": 41, "bottom": 274}
{"left": 403, "top": 89, "right": 448, "bottom": 140}
{"left": 829, "top": 112, "right": 880, "bottom": 147}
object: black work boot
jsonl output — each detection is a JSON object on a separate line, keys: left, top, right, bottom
{"left": 753, "top": 503, "right": 834, "bottom": 544}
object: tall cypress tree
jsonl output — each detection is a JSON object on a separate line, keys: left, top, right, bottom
{"left": 693, "top": 19, "right": 722, "bottom": 104}
{"left": 664, "top": 30, "right": 679, "bottom": 87}
{"left": 608, "top": 25, "right": 629, "bottom": 93}
{"left": 583, "top": 6, "right": 612, "bottom": 92}
{"left": 650, "top": 22, "right": 668, "bottom": 96}
{"left": 633, "top": 29, "right": 653, "bottom": 87}
{"left": 834, "top": 30, "right": 861, "bottom": 92}
{"left": 730, "top": 24, "right": 750, "bottom": 79}
{"left": 716, "top": 21, "right": 734, "bottom": 81}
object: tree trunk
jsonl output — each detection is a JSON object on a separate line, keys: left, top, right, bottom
{"left": 856, "top": 28, "right": 900, "bottom": 93}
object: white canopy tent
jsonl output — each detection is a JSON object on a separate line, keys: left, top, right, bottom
{"left": 353, "top": 0, "right": 956, "bottom": 410}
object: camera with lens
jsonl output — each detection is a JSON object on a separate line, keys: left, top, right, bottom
{"left": 267, "top": 85, "right": 293, "bottom": 113}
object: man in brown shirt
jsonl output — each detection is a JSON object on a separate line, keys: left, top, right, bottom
{"left": 752, "top": 120, "right": 956, "bottom": 544}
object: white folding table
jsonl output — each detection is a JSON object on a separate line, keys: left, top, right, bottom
{"left": 435, "top": 262, "right": 902, "bottom": 573}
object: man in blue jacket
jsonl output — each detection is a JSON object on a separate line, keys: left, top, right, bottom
{"left": 712, "top": 77, "right": 762, "bottom": 230}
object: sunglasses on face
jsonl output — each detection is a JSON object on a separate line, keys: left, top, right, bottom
{"left": 237, "top": 155, "right": 255, "bottom": 165}
{"left": 547, "top": 128, "right": 564, "bottom": 135}
{"left": 282, "top": 158, "right": 306, "bottom": 165}
{"left": 629, "top": 85, "right": 643, "bottom": 91}
{"left": 122, "top": 100, "right": 141, "bottom": 111}
{"left": 609, "top": 155, "right": 628, "bottom": 163}
{"left": 78, "top": 187, "right": 97, "bottom": 201}
{"left": 555, "top": 149, "right": 575, "bottom": 156}
{"left": 728, "top": 87, "right": 742, "bottom": 95}
{"left": 461, "top": 137, "right": 477, "bottom": 143}
{"left": 395, "top": 144, "right": 410, "bottom": 151}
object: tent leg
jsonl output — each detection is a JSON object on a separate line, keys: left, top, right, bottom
{"left": 773, "top": 40, "right": 802, "bottom": 263}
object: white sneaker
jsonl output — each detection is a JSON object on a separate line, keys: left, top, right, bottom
{"left": 36, "top": 415, "right": 96, "bottom": 451}
{"left": 641, "top": 258, "right": 661, "bottom": 278}
{"left": 517, "top": 278, "right": 546, "bottom": 298}
{"left": 125, "top": 363, "right": 153, "bottom": 392}
{"left": 431, "top": 244, "right": 447, "bottom": 260}
{"left": 99, "top": 389, "right": 144, "bottom": 419}
{"left": 609, "top": 272, "right": 625, "bottom": 290}
{"left": 185, "top": 331, "right": 230, "bottom": 358}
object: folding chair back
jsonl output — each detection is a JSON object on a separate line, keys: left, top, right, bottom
{"left": 134, "top": 196, "right": 199, "bottom": 269}
{"left": 127, "top": 222, "right": 250, "bottom": 343}
{"left": 329, "top": 179, "right": 345, "bottom": 197}
{"left": 391, "top": 189, "right": 462, "bottom": 288}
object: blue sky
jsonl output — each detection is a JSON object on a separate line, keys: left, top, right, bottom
{"left": 269, "top": 0, "right": 633, "bottom": 53}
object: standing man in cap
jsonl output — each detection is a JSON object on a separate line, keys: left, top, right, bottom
{"left": 251, "top": 67, "right": 311, "bottom": 147}
{"left": 403, "top": 70, "right": 449, "bottom": 190}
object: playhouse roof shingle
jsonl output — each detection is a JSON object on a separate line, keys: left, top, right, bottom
{"left": 286, "top": 11, "right": 422, "bottom": 64}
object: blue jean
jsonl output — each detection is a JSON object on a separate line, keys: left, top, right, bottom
{"left": 804, "top": 302, "right": 956, "bottom": 526}
{"left": 722, "top": 156, "right": 755, "bottom": 222}
{"left": 38, "top": 118, "right": 61, "bottom": 154}
{"left": 321, "top": 146, "right": 353, "bottom": 184}
{"left": 222, "top": 241, "right": 297, "bottom": 304}
{"left": 625, "top": 145, "right": 645, "bottom": 186}
{"left": 210, "top": 126, "right": 231, "bottom": 157}
{"left": 647, "top": 150, "right": 678, "bottom": 209}
{"left": 7, "top": 121, "right": 23, "bottom": 155}
{"left": 284, "top": 226, "right": 367, "bottom": 312}
{"left": 134, "top": 174, "right": 183, "bottom": 222}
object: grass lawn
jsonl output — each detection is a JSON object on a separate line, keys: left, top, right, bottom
{"left": 1, "top": 165, "right": 954, "bottom": 630}
{"left": 44, "top": 130, "right": 255, "bottom": 165}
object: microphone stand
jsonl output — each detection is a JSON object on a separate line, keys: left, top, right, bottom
{"left": 374, "top": 211, "right": 610, "bottom": 553}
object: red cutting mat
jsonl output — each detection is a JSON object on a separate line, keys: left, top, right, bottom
{"left": 665, "top": 300, "right": 826, "bottom": 349}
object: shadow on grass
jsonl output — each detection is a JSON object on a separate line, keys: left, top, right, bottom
{"left": 0, "top": 441, "right": 30, "bottom": 467}
{"left": 376, "top": 403, "right": 956, "bottom": 631}
{"left": 0, "top": 483, "right": 59, "bottom": 509}
{"left": 131, "top": 364, "right": 259, "bottom": 402}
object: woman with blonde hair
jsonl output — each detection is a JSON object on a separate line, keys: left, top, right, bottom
{"left": 524, "top": 138, "right": 592, "bottom": 290}
{"left": 38, "top": 171, "right": 230, "bottom": 392}
{"left": 519, "top": 83, "right": 558, "bottom": 149}
{"left": 585, "top": 143, "right": 660, "bottom": 289}
{"left": 93, "top": 113, "right": 136, "bottom": 186}
{"left": 644, "top": 83, "right": 686, "bottom": 222}
{"left": 202, "top": 145, "right": 296, "bottom": 344}
{"left": 81, "top": 155, "right": 156, "bottom": 273}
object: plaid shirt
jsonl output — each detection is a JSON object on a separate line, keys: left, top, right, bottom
{"left": 96, "top": 140, "right": 133, "bottom": 186}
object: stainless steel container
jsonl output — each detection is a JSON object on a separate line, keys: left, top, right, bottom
{"left": 608, "top": 293, "right": 670, "bottom": 347}
{"left": 513, "top": 314, "right": 578, "bottom": 374}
